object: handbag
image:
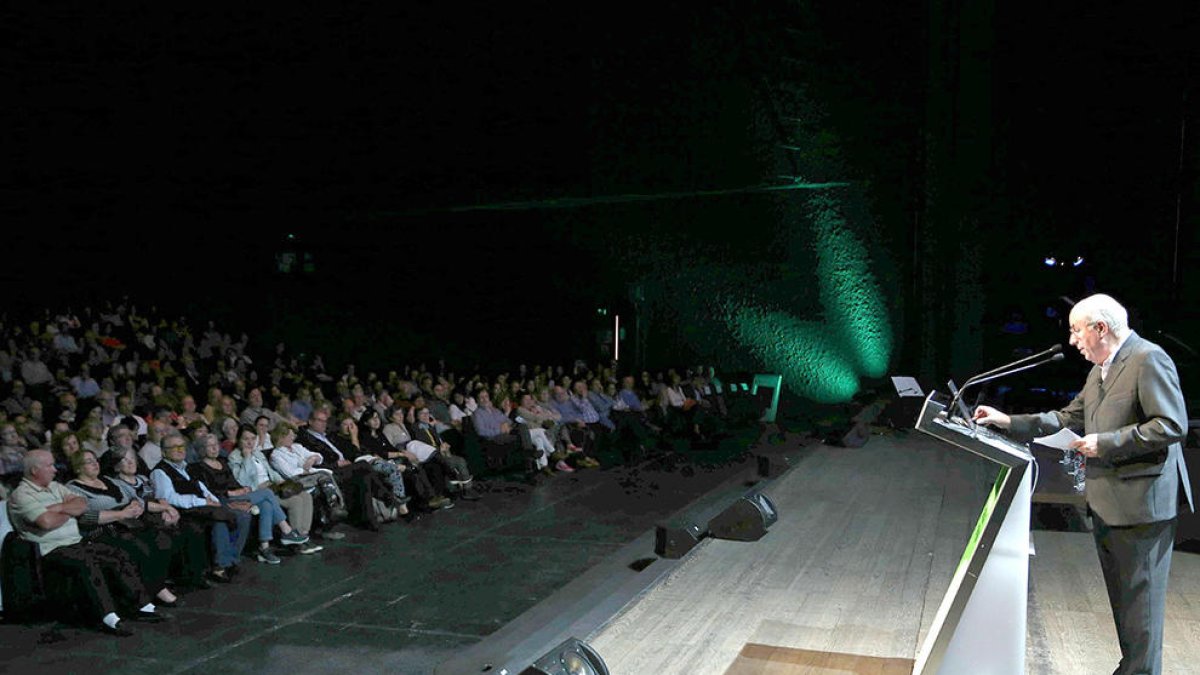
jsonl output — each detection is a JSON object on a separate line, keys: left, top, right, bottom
{"left": 272, "top": 479, "right": 305, "bottom": 499}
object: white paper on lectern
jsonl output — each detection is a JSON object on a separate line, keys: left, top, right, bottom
{"left": 890, "top": 376, "right": 924, "bottom": 397}
{"left": 1033, "top": 427, "right": 1081, "bottom": 450}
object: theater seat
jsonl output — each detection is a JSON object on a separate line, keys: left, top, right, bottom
{"left": 1, "top": 531, "right": 46, "bottom": 621}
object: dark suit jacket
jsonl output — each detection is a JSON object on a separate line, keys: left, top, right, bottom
{"left": 1008, "top": 331, "right": 1193, "bottom": 526}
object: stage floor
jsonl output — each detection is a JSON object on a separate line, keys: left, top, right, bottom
{"left": 588, "top": 433, "right": 1200, "bottom": 675}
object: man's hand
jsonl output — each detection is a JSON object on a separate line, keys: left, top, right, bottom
{"left": 229, "top": 501, "right": 254, "bottom": 512}
{"left": 499, "top": 422, "right": 511, "bottom": 434}
{"left": 972, "top": 405, "right": 1012, "bottom": 429}
{"left": 337, "top": 459, "right": 350, "bottom": 467}
{"left": 124, "top": 500, "right": 144, "bottom": 519}
{"left": 1069, "top": 434, "right": 1100, "bottom": 458}
{"left": 206, "top": 495, "right": 221, "bottom": 507}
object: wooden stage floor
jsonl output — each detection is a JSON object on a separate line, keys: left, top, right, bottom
{"left": 587, "top": 432, "right": 1200, "bottom": 675}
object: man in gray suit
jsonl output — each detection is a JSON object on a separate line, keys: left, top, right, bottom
{"left": 975, "top": 293, "right": 1192, "bottom": 675}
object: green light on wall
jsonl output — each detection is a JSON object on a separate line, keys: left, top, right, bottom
{"left": 725, "top": 191, "right": 891, "bottom": 403}
{"left": 809, "top": 194, "right": 891, "bottom": 378}
{"left": 731, "top": 307, "right": 861, "bottom": 403}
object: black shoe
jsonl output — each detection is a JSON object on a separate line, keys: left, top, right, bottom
{"left": 155, "top": 596, "right": 183, "bottom": 608}
{"left": 133, "top": 610, "right": 172, "bottom": 623}
{"left": 208, "top": 568, "right": 233, "bottom": 583}
{"left": 100, "top": 621, "right": 134, "bottom": 637}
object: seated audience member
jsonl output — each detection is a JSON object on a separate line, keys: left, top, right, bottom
{"left": 333, "top": 415, "right": 419, "bottom": 511}
{"left": 569, "top": 381, "right": 608, "bottom": 433}
{"left": 295, "top": 409, "right": 400, "bottom": 527}
{"left": 359, "top": 408, "right": 445, "bottom": 510}
{"left": 2, "top": 380, "right": 31, "bottom": 416}
{"left": 66, "top": 450, "right": 181, "bottom": 607}
{"left": 201, "top": 387, "right": 224, "bottom": 425}
{"left": 413, "top": 407, "right": 476, "bottom": 490}
{"left": 583, "top": 379, "right": 617, "bottom": 431}
{"left": 515, "top": 393, "right": 571, "bottom": 473}
{"left": 114, "top": 394, "right": 148, "bottom": 437}
{"left": 550, "top": 387, "right": 601, "bottom": 468}
{"left": 471, "top": 390, "right": 521, "bottom": 469}
{"left": 70, "top": 365, "right": 101, "bottom": 400}
{"left": 177, "top": 394, "right": 205, "bottom": 427}
{"left": 658, "top": 373, "right": 695, "bottom": 436}
{"left": 210, "top": 396, "right": 240, "bottom": 437}
{"left": 382, "top": 406, "right": 414, "bottom": 449}
{"left": 227, "top": 425, "right": 322, "bottom": 553}
{"left": 449, "top": 391, "right": 475, "bottom": 423}
{"left": 50, "top": 430, "right": 84, "bottom": 479}
{"left": 106, "top": 447, "right": 210, "bottom": 589}
{"left": 151, "top": 433, "right": 250, "bottom": 583}
{"left": 239, "top": 387, "right": 282, "bottom": 430}
{"left": 217, "top": 416, "right": 240, "bottom": 455}
{"left": 290, "top": 387, "right": 314, "bottom": 423}
{"left": 190, "top": 434, "right": 310, "bottom": 564}
{"left": 252, "top": 415, "right": 274, "bottom": 451}
{"left": 269, "top": 423, "right": 348, "bottom": 539}
{"left": 13, "top": 409, "right": 44, "bottom": 450}
{"left": 182, "top": 419, "right": 212, "bottom": 464}
{"left": 139, "top": 419, "right": 168, "bottom": 471}
{"left": 107, "top": 425, "right": 138, "bottom": 466}
{"left": 8, "top": 450, "right": 167, "bottom": 636}
{"left": 80, "top": 419, "right": 107, "bottom": 458}
{"left": 0, "top": 424, "right": 26, "bottom": 485}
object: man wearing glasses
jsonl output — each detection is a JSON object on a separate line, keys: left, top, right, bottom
{"left": 975, "top": 293, "right": 1192, "bottom": 675}
{"left": 151, "top": 433, "right": 251, "bottom": 582}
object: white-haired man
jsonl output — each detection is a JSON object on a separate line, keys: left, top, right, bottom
{"left": 975, "top": 293, "right": 1192, "bottom": 675}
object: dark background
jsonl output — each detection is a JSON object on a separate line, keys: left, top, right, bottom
{"left": 3, "top": 1, "right": 1198, "bottom": 383}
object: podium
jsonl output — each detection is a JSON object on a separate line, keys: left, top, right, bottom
{"left": 912, "top": 393, "right": 1033, "bottom": 675}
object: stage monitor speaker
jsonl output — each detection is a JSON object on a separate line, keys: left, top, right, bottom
{"left": 708, "top": 492, "right": 778, "bottom": 542}
{"left": 521, "top": 637, "right": 609, "bottom": 675}
{"left": 655, "top": 521, "right": 704, "bottom": 559}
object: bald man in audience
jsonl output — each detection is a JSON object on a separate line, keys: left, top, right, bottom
{"left": 7, "top": 450, "right": 170, "bottom": 636}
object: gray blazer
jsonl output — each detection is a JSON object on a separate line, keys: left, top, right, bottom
{"left": 1009, "top": 332, "right": 1193, "bottom": 526}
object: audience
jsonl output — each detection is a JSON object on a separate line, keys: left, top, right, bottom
{"left": 0, "top": 299, "right": 734, "bottom": 635}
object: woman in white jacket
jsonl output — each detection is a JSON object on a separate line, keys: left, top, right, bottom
{"left": 227, "top": 425, "right": 321, "bottom": 554}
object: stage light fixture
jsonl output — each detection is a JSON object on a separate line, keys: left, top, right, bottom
{"left": 1043, "top": 257, "right": 1056, "bottom": 267}
{"left": 520, "top": 637, "right": 609, "bottom": 675}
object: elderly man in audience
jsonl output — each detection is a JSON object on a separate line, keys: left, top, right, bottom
{"left": 7, "top": 450, "right": 169, "bottom": 636}
{"left": 471, "top": 389, "right": 522, "bottom": 470}
{"left": 516, "top": 393, "right": 571, "bottom": 474}
{"left": 550, "top": 387, "right": 601, "bottom": 468}
{"left": 151, "top": 433, "right": 250, "bottom": 582}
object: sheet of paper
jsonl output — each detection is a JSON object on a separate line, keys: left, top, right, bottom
{"left": 1033, "top": 427, "right": 1081, "bottom": 450}
{"left": 890, "top": 376, "right": 924, "bottom": 398}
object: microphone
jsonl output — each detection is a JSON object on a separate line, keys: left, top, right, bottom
{"left": 964, "top": 344, "right": 1062, "bottom": 387}
{"left": 943, "top": 347, "right": 1065, "bottom": 424}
